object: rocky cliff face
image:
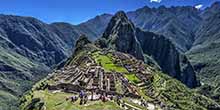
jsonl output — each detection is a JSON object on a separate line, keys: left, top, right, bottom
{"left": 98, "top": 11, "right": 198, "bottom": 88}
{"left": 135, "top": 28, "right": 198, "bottom": 88}
{"left": 135, "top": 29, "right": 179, "bottom": 77}
{"left": 101, "top": 11, "right": 144, "bottom": 60}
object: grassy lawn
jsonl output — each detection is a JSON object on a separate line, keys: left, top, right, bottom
{"left": 124, "top": 73, "right": 141, "bottom": 84}
{"left": 24, "top": 90, "right": 122, "bottom": 110}
{"left": 92, "top": 51, "right": 128, "bottom": 73}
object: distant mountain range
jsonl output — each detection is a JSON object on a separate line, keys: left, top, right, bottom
{"left": 0, "top": 1, "right": 220, "bottom": 109}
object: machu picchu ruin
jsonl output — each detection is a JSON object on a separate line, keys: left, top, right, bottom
{"left": 20, "top": 46, "right": 220, "bottom": 110}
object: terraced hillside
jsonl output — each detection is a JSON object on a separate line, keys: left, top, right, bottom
{"left": 20, "top": 38, "right": 220, "bottom": 110}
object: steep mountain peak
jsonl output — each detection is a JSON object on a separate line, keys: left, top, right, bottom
{"left": 75, "top": 34, "right": 91, "bottom": 48}
{"left": 109, "top": 11, "right": 132, "bottom": 27}
{"left": 103, "top": 11, "right": 135, "bottom": 39}
{"left": 101, "top": 11, "right": 144, "bottom": 60}
{"left": 113, "top": 11, "right": 128, "bottom": 20}
{"left": 71, "top": 34, "right": 93, "bottom": 58}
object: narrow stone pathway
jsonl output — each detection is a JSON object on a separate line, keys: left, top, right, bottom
{"left": 123, "top": 102, "right": 142, "bottom": 110}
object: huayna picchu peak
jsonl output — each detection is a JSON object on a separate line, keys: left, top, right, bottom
{"left": 100, "top": 11, "right": 144, "bottom": 60}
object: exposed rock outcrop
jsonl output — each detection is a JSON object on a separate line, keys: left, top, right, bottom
{"left": 136, "top": 28, "right": 198, "bottom": 88}
{"left": 74, "top": 34, "right": 92, "bottom": 54}
{"left": 101, "top": 11, "right": 144, "bottom": 60}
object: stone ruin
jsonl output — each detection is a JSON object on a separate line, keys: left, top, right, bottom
{"left": 44, "top": 50, "right": 157, "bottom": 109}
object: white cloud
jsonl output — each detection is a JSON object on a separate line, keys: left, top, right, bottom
{"left": 195, "top": 4, "right": 203, "bottom": 9}
{"left": 150, "top": 0, "right": 162, "bottom": 3}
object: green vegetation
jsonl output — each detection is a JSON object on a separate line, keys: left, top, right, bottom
{"left": 92, "top": 51, "right": 128, "bottom": 73}
{"left": 196, "top": 83, "right": 220, "bottom": 104}
{"left": 151, "top": 72, "right": 219, "bottom": 110}
{"left": 0, "top": 47, "right": 39, "bottom": 71}
{"left": 0, "top": 90, "right": 18, "bottom": 110}
{"left": 136, "top": 88, "right": 152, "bottom": 101}
{"left": 187, "top": 44, "right": 220, "bottom": 104}
{"left": 21, "top": 90, "right": 122, "bottom": 110}
{"left": 0, "top": 47, "right": 49, "bottom": 110}
{"left": 124, "top": 73, "right": 141, "bottom": 84}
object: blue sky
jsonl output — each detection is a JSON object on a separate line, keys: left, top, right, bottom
{"left": 0, "top": 0, "right": 219, "bottom": 24}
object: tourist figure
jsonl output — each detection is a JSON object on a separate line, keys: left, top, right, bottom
{"left": 79, "top": 90, "right": 84, "bottom": 99}
{"left": 104, "top": 93, "right": 107, "bottom": 102}
{"left": 79, "top": 90, "right": 84, "bottom": 105}
{"left": 103, "top": 96, "right": 107, "bottom": 102}
{"left": 110, "top": 95, "right": 113, "bottom": 100}
{"left": 80, "top": 99, "right": 83, "bottom": 105}
{"left": 84, "top": 93, "right": 88, "bottom": 104}
{"left": 91, "top": 91, "right": 94, "bottom": 101}
{"left": 101, "top": 95, "right": 104, "bottom": 102}
{"left": 71, "top": 96, "right": 78, "bottom": 102}
{"left": 116, "top": 95, "right": 121, "bottom": 105}
{"left": 71, "top": 96, "right": 74, "bottom": 102}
